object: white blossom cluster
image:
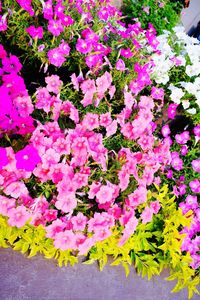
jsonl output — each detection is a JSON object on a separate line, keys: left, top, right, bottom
{"left": 151, "top": 26, "right": 200, "bottom": 114}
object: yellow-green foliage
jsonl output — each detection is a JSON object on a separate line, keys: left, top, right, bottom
{"left": 0, "top": 185, "right": 199, "bottom": 299}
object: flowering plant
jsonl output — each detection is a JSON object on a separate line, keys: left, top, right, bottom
{"left": 0, "top": 1, "right": 199, "bottom": 299}
{"left": 122, "top": 0, "right": 183, "bottom": 35}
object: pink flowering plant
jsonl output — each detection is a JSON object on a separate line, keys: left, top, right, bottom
{"left": 0, "top": 1, "right": 199, "bottom": 298}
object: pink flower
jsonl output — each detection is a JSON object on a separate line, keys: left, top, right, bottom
{"left": 96, "top": 71, "right": 112, "bottom": 94}
{"left": 192, "top": 159, "right": 200, "bottom": 173}
{"left": 26, "top": 25, "right": 44, "bottom": 39}
{"left": 0, "top": 147, "right": 8, "bottom": 169}
{"left": 189, "top": 179, "right": 200, "bottom": 193}
{"left": 4, "top": 181, "right": 28, "bottom": 199}
{"left": 106, "top": 120, "right": 117, "bottom": 137}
{"left": 0, "top": 195, "right": 16, "bottom": 216}
{"left": 82, "top": 113, "right": 99, "bottom": 130}
{"left": 60, "top": 14, "right": 74, "bottom": 26}
{"left": 45, "top": 75, "right": 63, "bottom": 94}
{"left": 45, "top": 219, "right": 66, "bottom": 239}
{"left": 48, "top": 19, "right": 64, "bottom": 37}
{"left": 15, "top": 145, "right": 41, "bottom": 172}
{"left": 151, "top": 86, "right": 164, "bottom": 101}
{"left": 161, "top": 125, "right": 170, "bottom": 137}
{"left": 54, "top": 230, "right": 76, "bottom": 250}
{"left": 71, "top": 212, "right": 87, "bottom": 231}
{"left": 0, "top": 15, "right": 7, "bottom": 31}
{"left": 150, "top": 201, "right": 160, "bottom": 214}
{"left": 181, "top": 145, "right": 188, "bottom": 156}
{"left": 2, "top": 55, "right": 22, "bottom": 73}
{"left": 100, "top": 112, "right": 112, "bottom": 127}
{"left": 55, "top": 193, "right": 77, "bottom": 213}
{"left": 167, "top": 103, "right": 178, "bottom": 119}
{"left": 47, "top": 48, "right": 66, "bottom": 67}
{"left": 141, "top": 206, "right": 154, "bottom": 224}
{"left": 175, "top": 131, "right": 190, "bottom": 144}
{"left": 81, "top": 79, "right": 96, "bottom": 94}
{"left": 116, "top": 59, "right": 126, "bottom": 71}
{"left": 96, "top": 185, "right": 114, "bottom": 204}
{"left": 120, "top": 48, "right": 133, "bottom": 59}
{"left": 76, "top": 38, "right": 92, "bottom": 54}
{"left": 59, "top": 41, "right": 70, "bottom": 56}
{"left": 7, "top": 205, "right": 30, "bottom": 228}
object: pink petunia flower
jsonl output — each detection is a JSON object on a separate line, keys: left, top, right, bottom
{"left": 54, "top": 230, "right": 76, "bottom": 250}
{"left": 26, "top": 25, "right": 44, "bottom": 39}
{"left": 47, "top": 48, "right": 66, "bottom": 67}
{"left": 0, "top": 147, "right": 8, "bottom": 169}
{"left": 45, "top": 75, "right": 63, "bottom": 94}
{"left": 7, "top": 205, "right": 30, "bottom": 228}
{"left": 15, "top": 145, "right": 41, "bottom": 172}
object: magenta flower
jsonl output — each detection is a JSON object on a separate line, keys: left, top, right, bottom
{"left": 48, "top": 19, "right": 64, "bottom": 37}
{"left": 120, "top": 48, "right": 133, "bottom": 59}
{"left": 0, "top": 15, "right": 7, "bottom": 31}
{"left": 15, "top": 145, "right": 41, "bottom": 172}
{"left": 181, "top": 145, "right": 188, "bottom": 156}
{"left": 161, "top": 124, "right": 170, "bottom": 137}
{"left": 167, "top": 103, "right": 178, "bottom": 119}
{"left": 116, "top": 59, "right": 126, "bottom": 71}
{"left": 76, "top": 38, "right": 93, "bottom": 54}
{"left": 16, "top": 0, "right": 34, "bottom": 16}
{"left": 0, "top": 147, "right": 8, "bottom": 169}
{"left": 175, "top": 131, "right": 190, "bottom": 144}
{"left": 2, "top": 55, "right": 22, "bottom": 73}
{"left": 193, "top": 125, "right": 200, "bottom": 138}
{"left": 151, "top": 86, "right": 164, "bottom": 100}
{"left": 47, "top": 48, "right": 66, "bottom": 67}
{"left": 189, "top": 179, "right": 200, "bottom": 193}
{"left": 192, "top": 159, "right": 200, "bottom": 173}
{"left": 60, "top": 14, "right": 74, "bottom": 26}
{"left": 26, "top": 25, "right": 44, "bottom": 39}
{"left": 59, "top": 41, "right": 70, "bottom": 56}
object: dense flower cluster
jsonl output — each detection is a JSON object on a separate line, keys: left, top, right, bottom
{"left": 0, "top": 0, "right": 199, "bottom": 294}
{"left": 151, "top": 26, "right": 200, "bottom": 114}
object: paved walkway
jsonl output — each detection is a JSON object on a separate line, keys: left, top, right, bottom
{"left": 0, "top": 248, "right": 199, "bottom": 300}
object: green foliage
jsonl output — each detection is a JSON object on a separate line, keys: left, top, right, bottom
{"left": 122, "top": 0, "right": 183, "bottom": 35}
{"left": 0, "top": 215, "right": 78, "bottom": 267}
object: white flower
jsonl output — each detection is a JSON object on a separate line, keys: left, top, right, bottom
{"left": 186, "top": 108, "right": 196, "bottom": 114}
{"left": 186, "top": 64, "right": 200, "bottom": 77}
{"left": 182, "top": 100, "right": 190, "bottom": 109}
{"left": 169, "top": 87, "right": 185, "bottom": 104}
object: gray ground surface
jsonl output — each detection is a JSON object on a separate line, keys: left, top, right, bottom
{"left": 0, "top": 248, "right": 199, "bottom": 300}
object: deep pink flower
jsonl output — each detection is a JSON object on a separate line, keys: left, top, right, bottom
{"left": 192, "top": 159, "right": 200, "bottom": 173}
{"left": 120, "top": 48, "right": 133, "bottom": 59}
{"left": 2, "top": 55, "right": 22, "bottom": 73}
{"left": 60, "top": 14, "right": 74, "bottom": 26}
{"left": 116, "top": 59, "right": 126, "bottom": 71}
{"left": 48, "top": 19, "right": 64, "bottom": 37}
{"left": 47, "top": 48, "right": 66, "bottom": 67}
{"left": 151, "top": 86, "right": 164, "bottom": 101}
{"left": 161, "top": 124, "right": 170, "bottom": 137}
{"left": 26, "top": 25, "right": 44, "bottom": 39}
{"left": 175, "top": 131, "right": 190, "bottom": 144}
{"left": 189, "top": 179, "right": 200, "bottom": 193}
{"left": 59, "top": 41, "right": 70, "bottom": 56}
{"left": 16, "top": 0, "right": 34, "bottom": 16}
{"left": 167, "top": 103, "right": 178, "bottom": 119}
{"left": 71, "top": 212, "right": 87, "bottom": 231}
{"left": 76, "top": 38, "right": 92, "bottom": 54}
{"left": 0, "top": 147, "right": 8, "bottom": 170}
{"left": 193, "top": 125, "right": 200, "bottom": 138}
{"left": 0, "top": 15, "right": 7, "bottom": 31}
{"left": 15, "top": 145, "right": 41, "bottom": 172}
{"left": 181, "top": 145, "right": 188, "bottom": 156}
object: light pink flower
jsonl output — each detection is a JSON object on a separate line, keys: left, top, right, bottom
{"left": 55, "top": 193, "right": 77, "bottom": 213}
{"left": 45, "top": 75, "right": 63, "bottom": 94}
{"left": 54, "top": 230, "right": 76, "bottom": 250}
{"left": 45, "top": 219, "right": 66, "bottom": 239}
{"left": 0, "top": 195, "right": 16, "bottom": 216}
{"left": 4, "top": 181, "right": 28, "bottom": 198}
{"left": 71, "top": 212, "right": 88, "bottom": 231}
{"left": 141, "top": 206, "right": 154, "bottom": 224}
{"left": 7, "top": 205, "right": 30, "bottom": 228}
